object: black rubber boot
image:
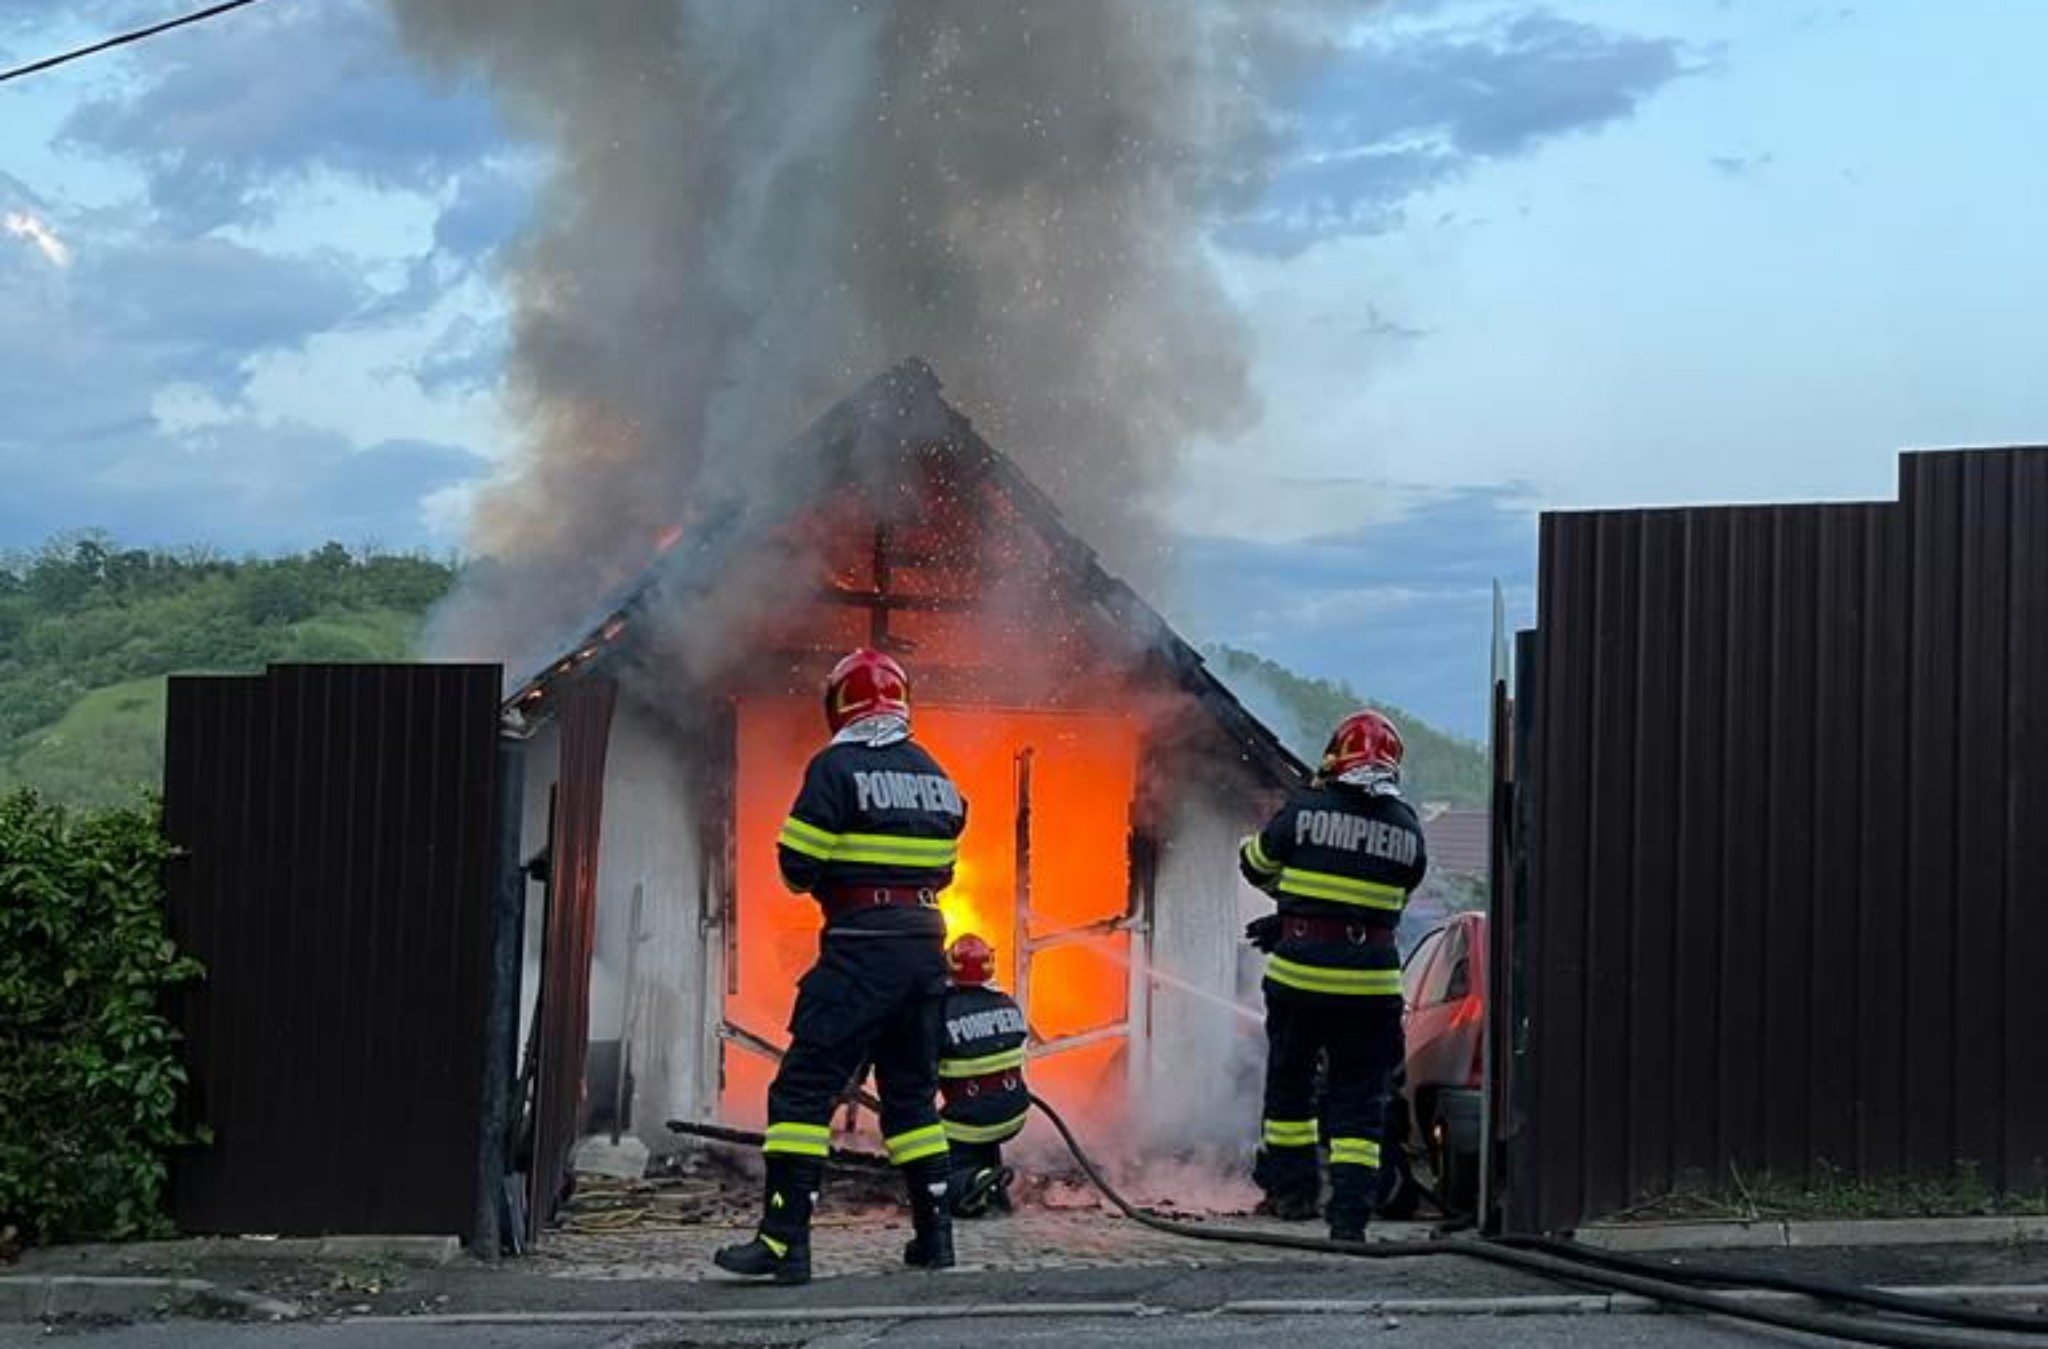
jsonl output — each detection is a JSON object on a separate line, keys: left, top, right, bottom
{"left": 1326, "top": 1167, "right": 1374, "bottom": 1244}
{"left": 948, "top": 1165, "right": 1010, "bottom": 1219}
{"left": 714, "top": 1157, "right": 818, "bottom": 1284}
{"left": 1254, "top": 1189, "right": 1322, "bottom": 1221}
{"left": 1253, "top": 1147, "right": 1321, "bottom": 1221}
{"left": 902, "top": 1157, "right": 956, "bottom": 1270}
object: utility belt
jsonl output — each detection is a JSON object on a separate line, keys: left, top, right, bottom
{"left": 940, "top": 1069, "right": 1024, "bottom": 1105}
{"left": 1280, "top": 915, "right": 1397, "bottom": 946}
{"left": 818, "top": 885, "right": 941, "bottom": 920}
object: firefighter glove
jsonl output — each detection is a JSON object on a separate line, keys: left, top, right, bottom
{"left": 1244, "top": 914, "right": 1282, "bottom": 952}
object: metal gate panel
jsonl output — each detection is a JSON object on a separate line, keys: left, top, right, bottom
{"left": 1503, "top": 446, "right": 2048, "bottom": 1233}
{"left": 163, "top": 663, "right": 503, "bottom": 1237}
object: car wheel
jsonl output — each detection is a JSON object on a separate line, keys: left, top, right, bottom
{"left": 1436, "top": 1141, "right": 1478, "bottom": 1217}
{"left": 1376, "top": 1143, "right": 1421, "bottom": 1220}
{"left": 1432, "top": 1088, "right": 1483, "bottom": 1217}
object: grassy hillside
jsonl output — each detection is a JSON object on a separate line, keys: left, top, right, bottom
{"left": 0, "top": 535, "right": 453, "bottom": 809}
{"left": 1, "top": 677, "right": 166, "bottom": 810}
{"left": 1206, "top": 644, "right": 1490, "bottom": 808}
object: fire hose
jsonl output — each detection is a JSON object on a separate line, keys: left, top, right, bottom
{"left": 668, "top": 1102, "right": 2048, "bottom": 1346}
{"left": 1027, "top": 1092, "right": 2048, "bottom": 1348}
{"left": 680, "top": 1020, "right": 2048, "bottom": 1343}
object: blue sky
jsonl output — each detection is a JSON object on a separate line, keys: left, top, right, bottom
{"left": 4, "top": 1, "right": 2045, "bottom": 736}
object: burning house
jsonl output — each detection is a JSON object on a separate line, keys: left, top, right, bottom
{"left": 500, "top": 361, "right": 1306, "bottom": 1198}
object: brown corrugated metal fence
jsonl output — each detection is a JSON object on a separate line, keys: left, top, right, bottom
{"left": 1503, "top": 448, "right": 2048, "bottom": 1234}
{"left": 162, "top": 663, "right": 504, "bottom": 1237}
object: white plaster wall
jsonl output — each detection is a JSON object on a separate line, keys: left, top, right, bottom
{"left": 590, "top": 701, "right": 716, "bottom": 1145}
{"left": 514, "top": 706, "right": 718, "bottom": 1152}
{"left": 1140, "top": 786, "right": 1272, "bottom": 1150}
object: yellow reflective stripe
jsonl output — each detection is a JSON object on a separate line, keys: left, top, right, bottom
{"left": 1265, "top": 956, "right": 1403, "bottom": 997}
{"left": 781, "top": 817, "right": 838, "bottom": 846}
{"left": 777, "top": 828, "right": 835, "bottom": 860}
{"left": 831, "top": 832, "right": 959, "bottom": 867}
{"left": 841, "top": 831, "right": 956, "bottom": 856}
{"left": 1242, "top": 833, "right": 1280, "bottom": 875}
{"left": 944, "top": 1113, "right": 1027, "bottom": 1144}
{"left": 1330, "top": 1137, "right": 1382, "bottom": 1167}
{"left": 777, "top": 817, "right": 838, "bottom": 860}
{"left": 1262, "top": 1118, "right": 1319, "bottom": 1146}
{"left": 759, "top": 1233, "right": 789, "bottom": 1257}
{"left": 763, "top": 1121, "right": 832, "bottom": 1157}
{"left": 1274, "top": 867, "right": 1404, "bottom": 911}
{"left": 762, "top": 1139, "right": 829, "bottom": 1157}
{"left": 884, "top": 1124, "right": 949, "bottom": 1165}
{"left": 776, "top": 820, "right": 959, "bottom": 868}
{"left": 939, "top": 1048, "right": 1027, "bottom": 1078}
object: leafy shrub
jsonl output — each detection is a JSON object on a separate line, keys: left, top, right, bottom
{"left": 0, "top": 791, "right": 203, "bottom": 1245}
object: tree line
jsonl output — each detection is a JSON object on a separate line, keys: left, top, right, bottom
{"left": 0, "top": 532, "right": 457, "bottom": 761}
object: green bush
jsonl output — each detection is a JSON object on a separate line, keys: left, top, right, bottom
{"left": 0, "top": 791, "right": 203, "bottom": 1245}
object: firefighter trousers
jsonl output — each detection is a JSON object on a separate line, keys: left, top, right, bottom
{"left": 765, "top": 932, "right": 951, "bottom": 1173}
{"left": 1257, "top": 982, "right": 1405, "bottom": 1228}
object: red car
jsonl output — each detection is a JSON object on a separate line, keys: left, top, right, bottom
{"left": 1397, "top": 911, "right": 1487, "bottom": 1215}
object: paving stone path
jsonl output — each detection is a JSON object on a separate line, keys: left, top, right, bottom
{"left": 540, "top": 1205, "right": 1434, "bottom": 1282}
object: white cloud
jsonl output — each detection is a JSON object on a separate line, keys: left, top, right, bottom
{"left": 3, "top": 210, "right": 71, "bottom": 268}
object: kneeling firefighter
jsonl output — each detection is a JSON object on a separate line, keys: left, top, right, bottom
{"left": 1239, "top": 709, "right": 1428, "bottom": 1241}
{"left": 937, "top": 934, "right": 1029, "bottom": 1217}
{"left": 713, "top": 650, "right": 968, "bottom": 1285}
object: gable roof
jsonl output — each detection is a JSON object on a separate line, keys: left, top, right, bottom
{"left": 503, "top": 360, "right": 1306, "bottom": 788}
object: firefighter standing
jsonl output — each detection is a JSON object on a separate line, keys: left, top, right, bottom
{"left": 936, "top": 934, "right": 1029, "bottom": 1217}
{"left": 713, "top": 650, "right": 967, "bottom": 1285}
{"left": 1238, "top": 710, "right": 1428, "bottom": 1241}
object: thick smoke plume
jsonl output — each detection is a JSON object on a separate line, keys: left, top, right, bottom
{"left": 393, "top": 0, "right": 1356, "bottom": 667}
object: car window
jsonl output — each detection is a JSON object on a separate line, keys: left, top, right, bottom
{"left": 1444, "top": 920, "right": 1476, "bottom": 1000}
{"left": 1403, "top": 929, "right": 1445, "bottom": 1004}
{"left": 1445, "top": 954, "right": 1472, "bottom": 1001}
{"left": 1417, "top": 923, "right": 1468, "bottom": 1006}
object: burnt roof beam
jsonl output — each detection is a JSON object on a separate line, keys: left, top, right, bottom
{"left": 818, "top": 586, "right": 982, "bottom": 614}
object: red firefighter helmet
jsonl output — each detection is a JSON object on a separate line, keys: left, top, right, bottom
{"left": 947, "top": 934, "right": 996, "bottom": 987}
{"left": 1321, "top": 709, "right": 1404, "bottom": 777}
{"left": 823, "top": 648, "right": 911, "bottom": 732}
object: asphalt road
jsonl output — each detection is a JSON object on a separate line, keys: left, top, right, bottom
{"left": 0, "top": 1314, "right": 1871, "bottom": 1349}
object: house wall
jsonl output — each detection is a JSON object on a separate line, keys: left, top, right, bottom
{"left": 517, "top": 701, "right": 720, "bottom": 1150}
{"left": 1140, "top": 772, "right": 1277, "bottom": 1151}
{"left": 588, "top": 699, "right": 718, "bottom": 1143}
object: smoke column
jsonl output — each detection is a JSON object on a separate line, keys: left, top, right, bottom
{"left": 392, "top": 0, "right": 1357, "bottom": 667}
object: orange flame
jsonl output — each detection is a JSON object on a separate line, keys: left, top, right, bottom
{"left": 655, "top": 524, "right": 685, "bottom": 553}
{"left": 938, "top": 855, "right": 1002, "bottom": 952}
{"left": 726, "top": 698, "right": 1140, "bottom": 1128}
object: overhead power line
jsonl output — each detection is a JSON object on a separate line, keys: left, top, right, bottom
{"left": 0, "top": 0, "right": 270, "bottom": 86}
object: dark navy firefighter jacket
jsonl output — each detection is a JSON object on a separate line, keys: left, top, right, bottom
{"left": 775, "top": 736, "right": 969, "bottom": 937}
{"left": 937, "top": 983, "right": 1030, "bottom": 1146}
{"left": 1239, "top": 781, "right": 1429, "bottom": 997}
